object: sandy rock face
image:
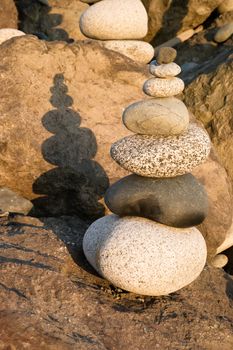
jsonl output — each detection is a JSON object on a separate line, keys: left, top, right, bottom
{"left": 0, "top": 0, "right": 18, "bottom": 29}
{"left": 184, "top": 60, "right": 233, "bottom": 191}
{"left": 0, "top": 35, "right": 148, "bottom": 217}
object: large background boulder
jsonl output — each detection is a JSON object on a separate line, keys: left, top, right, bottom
{"left": 184, "top": 59, "right": 233, "bottom": 189}
{"left": 0, "top": 36, "right": 148, "bottom": 217}
{"left": 0, "top": 0, "right": 18, "bottom": 29}
{"left": 142, "top": 0, "right": 224, "bottom": 44}
{"left": 0, "top": 216, "right": 233, "bottom": 350}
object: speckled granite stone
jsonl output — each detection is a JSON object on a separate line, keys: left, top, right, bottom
{"left": 104, "top": 173, "right": 208, "bottom": 227}
{"left": 83, "top": 215, "right": 207, "bottom": 296}
{"left": 143, "top": 77, "right": 184, "bottom": 98}
{"left": 79, "top": 0, "right": 148, "bottom": 40}
{"left": 111, "top": 123, "right": 211, "bottom": 177}
{"left": 122, "top": 97, "right": 189, "bottom": 136}
{"left": 100, "top": 40, "right": 154, "bottom": 64}
{"left": 149, "top": 61, "right": 181, "bottom": 78}
{"left": 0, "top": 29, "right": 25, "bottom": 45}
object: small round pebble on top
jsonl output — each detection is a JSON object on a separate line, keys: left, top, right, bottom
{"left": 156, "top": 47, "right": 177, "bottom": 64}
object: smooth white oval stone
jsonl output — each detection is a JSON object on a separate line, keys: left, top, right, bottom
{"left": 83, "top": 215, "right": 207, "bottom": 296}
{"left": 149, "top": 61, "right": 181, "bottom": 78}
{"left": 79, "top": 0, "right": 148, "bottom": 40}
{"left": 111, "top": 123, "right": 211, "bottom": 177}
{"left": 143, "top": 77, "right": 184, "bottom": 97}
{"left": 100, "top": 40, "right": 154, "bottom": 64}
{"left": 122, "top": 97, "right": 189, "bottom": 136}
{"left": 0, "top": 29, "right": 25, "bottom": 45}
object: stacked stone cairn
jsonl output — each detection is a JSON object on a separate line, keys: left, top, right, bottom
{"left": 79, "top": 0, "right": 154, "bottom": 64}
{"left": 83, "top": 46, "right": 212, "bottom": 296}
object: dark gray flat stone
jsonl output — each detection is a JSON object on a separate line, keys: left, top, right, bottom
{"left": 104, "top": 173, "right": 208, "bottom": 228}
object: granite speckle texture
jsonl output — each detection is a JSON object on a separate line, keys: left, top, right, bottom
{"left": 122, "top": 97, "right": 189, "bottom": 136}
{"left": 79, "top": 0, "right": 148, "bottom": 40}
{"left": 111, "top": 123, "right": 211, "bottom": 177}
{"left": 149, "top": 61, "right": 181, "bottom": 78}
{"left": 83, "top": 215, "right": 207, "bottom": 296}
{"left": 143, "top": 77, "right": 185, "bottom": 97}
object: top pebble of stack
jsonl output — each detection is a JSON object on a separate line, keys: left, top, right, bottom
{"left": 79, "top": 0, "right": 148, "bottom": 40}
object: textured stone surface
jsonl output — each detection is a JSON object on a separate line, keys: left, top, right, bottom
{"left": 184, "top": 60, "right": 233, "bottom": 190}
{"left": 1, "top": 216, "right": 233, "bottom": 349}
{"left": 142, "top": 0, "right": 224, "bottom": 45}
{"left": 100, "top": 40, "right": 154, "bottom": 64}
{"left": 218, "top": 0, "right": 233, "bottom": 12}
{"left": 83, "top": 215, "right": 207, "bottom": 296}
{"left": 79, "top": 0, "right": 148, "bottom": 40}
{"left": 214, "top": 22, "right": 233, "bottom": 42}
{"left": 16, "top": 0, "right": 89, "bottom": 42}
{"left": 0, "top": 36, "right": 149, "bottom": 217}
{"left": 211, "top": 254, "right": 228, "bottom": 268}
{"left": 104, "top": 173, "right": 208, "bottom": 228}
{"left": 0, "top": 29, "right": 25, "bottom": 45}
{"left": 0, "top": 0, "right": 18, "bottom": 29}
{"left": 156, "top": 47, "right": 177, "bottom": 64}
{"left": 143, "top": 77, "right": 185, "bottom": 97}
{"left": 111, "top": 123, "right": 211, "bottom": 177}
{"left": 149, "top": 61, "right": 181, "bottom": 78}
{"left": 0, "top": 187, "right": 32, "bottom": 215}
{"left": 122, "top": 97, "right": 189, "bottom": 136}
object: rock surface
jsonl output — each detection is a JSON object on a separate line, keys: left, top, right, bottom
{"left": 143, "top": 77, "right": 185, "bottom": 97}
{"left": 16, "top": 0, "right": 88, "bottom": 41}
{"left": 184, "top": 59, "right": 233, "bottom": 189}
{"left": 104, "top": 173, "right": 208, "bottom": 227}
{"left": 0, "top": 187, "right": 32, "bottom": 215}
{"left": 99, "top": 40, "right": 154, "bottom": 64}
{"left": 0, "top": 35, "right": 148, "bottom": 217}
{"left": 0, "top": 28, "right": 25, "bottom": 45}
{"left": 111, "top": 123, "right": 211, "bottom": 178}
{"left": 1, "top": 215, "right": 233, "bottom": 349}
{"left": 80, "top": 0, "right": 148, "bottom": 40}
{"left": 123, "top": 97, "right": 189, "bottom": 136}
{"left": 83, "top": 215, "right": 207, "bottom": 296}
{"left": 214, "top": 22, "right": 233, "bottom": 42}
{"left": 0, "top": 0, "right": 18, "bottom": 29}
{"left": 218, "top": 0, "right": 233, "bottom": 12}
{"left": 142, "top": 0, "right": 224, "bottom": 44}
{"left": 149, "top": 61, "right": 181, "bottom": 78}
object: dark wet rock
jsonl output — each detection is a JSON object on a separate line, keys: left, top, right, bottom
{"left": 105, "top": 173, "right": 208, "bottom": 228}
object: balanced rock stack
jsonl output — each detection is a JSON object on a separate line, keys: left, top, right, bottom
{"left": 79, "top": 0, "right": 154, "bottom": 64}
{"left": 83, "top": 48, "right": 211, "bottom": 296}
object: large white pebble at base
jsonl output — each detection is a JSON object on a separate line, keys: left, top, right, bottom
{"left": 143, "top": 77, "right": 184, "bottom": 97}
{"left": 83, "top": 215, "right": 207, "bottom": 296}
{"left": 100, "top": 40, "right": 154, "bottom": 64}
{"left": 0, "top": 29, "right": 25, "bottom": 45}
{"left": 79, "top": 0, "right": 148, "bottom": 40}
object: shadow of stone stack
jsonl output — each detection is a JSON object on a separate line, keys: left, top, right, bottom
{"left": 79, "top": 0, "right": 154, "bottom": 64}
{"left": 83, "top": 47, "right": 213, "bottom": 296}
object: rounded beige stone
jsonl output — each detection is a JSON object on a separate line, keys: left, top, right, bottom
{"left": 149, "top": 61, "right": 181, "bottom": 78}
{"left": 111, "top": 123, "right": 211, "bottom": 177}
{"left": 211, "top": 254, "right": 228, "bottom": 268}
{"left": 143, "top": 77, "right": 185, "bottom": 98}
{"left": 0, "top": 29, "right": 25, "bottom": 45}
{"left": 214, "top": 23, "right": 233, "bottom": 43}
{"left": 100, "top": 40, "right": 154, "bottom": 64}
{"left": 122, "top": 97, "right": 189, "bottom": 136}
{"left": 79, "top": 0, "right": 148, "bottom": 40}
{"left": 83, "top": 215, "right": 207, "bottom": 296}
